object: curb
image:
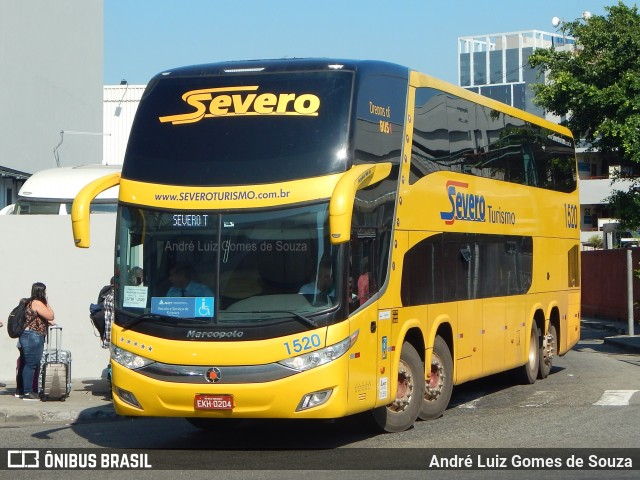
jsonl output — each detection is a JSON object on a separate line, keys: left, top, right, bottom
{"left": 0, "top": 377, "right": 117, "bottom": 424}
{"left": 603, "top": 336, "right": 640, "bottom": 354}
{"left": 0, "top": 403, "right": 117, "bottom": 424}
{"left": 581, "top": 320, "right": 627, "bottom": 335}
{"left": 581, "top": 319, "right": 640, "bottom": 353}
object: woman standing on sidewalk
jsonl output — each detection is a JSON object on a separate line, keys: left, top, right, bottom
{"left": 19, "top": 282, "right": 55, "bottom": 401}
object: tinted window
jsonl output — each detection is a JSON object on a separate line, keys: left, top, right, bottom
{"left": 490, "top": 50, "right": 503, "bottom": 84}
{"left": 401, "top": 233, "right": 533, "bottom": 306}
{"left": 411, "top": 87, "right": 576, "bottom": 192}
{"left": 123, "top": 71, "right": 353, "bottom": 186}
{"left": 505, "top": 48, "right": 520, "bottom": 83}
{"left": 353, "top": 74, "right": 407, "bottom": 166}
{"left": 480, "top": 85, "right": 511, "bottom": 105}
{"left": 410, "top": 89, "right": 448, "bottom": 182}
{"left": 459, "top": 53, "right": 471, "bottom": 87}
{"left": 512, "top": 83, "right": 526, "bottom": 110}
{"left": 473, "top": 51, "right": 487, "bottom": 85}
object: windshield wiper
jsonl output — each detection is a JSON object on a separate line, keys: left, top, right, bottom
{"left": 120, "top": 312, "right": 184, "bottom": 330}
{"left": 225, "top": 310, "right": 318, "bottom": 329}
{"left": 259, "top": 310, "right": 318, "bottom": 329}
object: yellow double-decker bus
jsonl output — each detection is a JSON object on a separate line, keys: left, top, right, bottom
{"left": 72, "top": 59, "right": 580, "bottom": 432}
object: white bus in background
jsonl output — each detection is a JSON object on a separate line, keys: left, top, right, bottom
{"left": 5, "top": 164, "right": 121, "bottom": 215}
{"left": 602, "top": 221, "right": 640, "bottom": 249}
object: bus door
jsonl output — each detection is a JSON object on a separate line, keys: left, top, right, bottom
{"left": 351, "top": 229, "right": 394, "bottom": 406}
{"left": 347, "top": 230, "right": 389, "bottom": 407}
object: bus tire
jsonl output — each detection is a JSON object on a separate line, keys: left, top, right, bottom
{"left": 419, "top": 335, "right": 453, "bottom": 421}
{"left": 371, "top": 342, "right": 424, "bottom": 433}
{"left": 517, "top": 324, "right": 539, "bottom": 384}
{"left": 538, "top": 323, "right": 557, "bottom": 379}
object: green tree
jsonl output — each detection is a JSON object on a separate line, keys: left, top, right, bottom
{"left": 528, "top": 2, "right": 640, "bottom": 229}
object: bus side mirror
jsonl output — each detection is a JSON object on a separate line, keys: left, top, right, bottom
{"left": 71, "top": 172, "right": 121, "bottom": 248}
{"left": 329, "top": 163, "right": 392, "bottom": 245}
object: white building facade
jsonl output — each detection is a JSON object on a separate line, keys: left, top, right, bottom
{"left": 103, "top": 84, "right": 145, "bottom": 165}
{"left": 0, "top": 1, "right": 103, "bottom": 210}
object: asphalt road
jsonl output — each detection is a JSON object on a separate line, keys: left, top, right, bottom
{"left": 0, "top": 323, "right": 638, "bottom": 479}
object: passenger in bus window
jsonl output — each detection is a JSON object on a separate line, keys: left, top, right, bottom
{"left": 166, "top": 263, "right": 214, "bottom": 297}
{"left": 348, "top": 276, "right": 359, "bottom": 311}
{"left": 357, "top": 257, "right": 371, "bottom": 303}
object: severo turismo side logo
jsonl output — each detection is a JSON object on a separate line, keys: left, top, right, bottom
{"left": 158, "top": 86, "right": 321, "bottom": 125}
{"left": 439, "top": 180, "right": 516, "bottom": 226}
{"left": 440, "top": 180, "right": 486, "bottom": 225}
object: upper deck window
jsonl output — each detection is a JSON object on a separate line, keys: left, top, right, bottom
{"left": 123, "top": 71, "right": 353, "bottom": 186}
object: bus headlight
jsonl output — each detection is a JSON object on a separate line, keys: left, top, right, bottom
{"left": 278, "top": 330, "right": 359, "bottom": 372}
{"left": 111, "top": 344, "right": 155, "bottom": 370}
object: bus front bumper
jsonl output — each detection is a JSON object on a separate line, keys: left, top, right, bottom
{"left": 110, "top": 358, "right": 350, "bottom": 419}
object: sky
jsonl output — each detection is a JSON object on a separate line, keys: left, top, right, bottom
{"left": 105, "top": 0, "right": 626, "bottom": 86}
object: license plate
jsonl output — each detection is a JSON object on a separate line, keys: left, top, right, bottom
{"left": 194, "top": 394, "right": 234, "bottom": 411}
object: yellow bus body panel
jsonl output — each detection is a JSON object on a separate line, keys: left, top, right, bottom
{"left": 111, "top": 320, "right": 365, "bottom": 418}
{"left": 118, "top": 174, "right": 343, "bottom": 210}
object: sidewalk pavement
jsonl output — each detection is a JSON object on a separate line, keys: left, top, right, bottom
{"left": 582, "top": 316, "right": 640, "bottom": 353}
{"left": 0, "top": 377, "right": 116, "bottom": 424}
{"left": 0, "top": 317, "right": 638, "bottom": 425}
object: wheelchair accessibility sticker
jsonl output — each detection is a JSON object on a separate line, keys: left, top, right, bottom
{"left": 151, "top": 297, "right": 214, "bottom": 318}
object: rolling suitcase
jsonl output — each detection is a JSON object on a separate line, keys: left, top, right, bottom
{"left": 39, "top": 325, "right": 72, "bottom": 401}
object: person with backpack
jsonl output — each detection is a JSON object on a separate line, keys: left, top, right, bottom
{"left": 19, "top": 282, "right": 55, "bottom": 401}
{"left": 101, "top": 278, "right": 115, "bottom": 349}
{"left": 90, "top": 277, "right": 115, "bottom": 386}
{"left": 89, "top": 276, "right": 115, "bottom": 348}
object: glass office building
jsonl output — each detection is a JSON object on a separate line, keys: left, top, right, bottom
{"left": 458, "top": 30, "right": 574, "bottom": 118}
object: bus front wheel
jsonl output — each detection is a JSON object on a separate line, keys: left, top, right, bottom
{"left": 419, "top": 335, "right": 453, "bottom": 421}
{"left": 371, "top": 342, "right": 424, "bottom": 433}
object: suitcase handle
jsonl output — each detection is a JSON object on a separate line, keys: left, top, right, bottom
{"left": 46, "top": 325, "right": 63, "bottom": 352}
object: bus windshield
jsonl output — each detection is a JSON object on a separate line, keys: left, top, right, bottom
{"left": 116, "top": 203, "right": 342, "bottom": 327}
{"left": 122, "top": 70, "right": 353, "bottom": 186}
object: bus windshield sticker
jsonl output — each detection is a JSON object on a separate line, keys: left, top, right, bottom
{"left": 123, "top": 286, "right": 149, "bottom": 308}
{"left": 151, "top": 297, "right": 215, "bottom": 319}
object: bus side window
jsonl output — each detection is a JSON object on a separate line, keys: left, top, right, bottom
{"left": 350, "top": 235, "right": 378, "bottom": 306}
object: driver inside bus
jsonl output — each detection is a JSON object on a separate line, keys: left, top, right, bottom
{"left": 298, "top": 260, "right": 335, "bottom": 297}
{"left": 166, "top": 263, "right": 214, "bottom": 297}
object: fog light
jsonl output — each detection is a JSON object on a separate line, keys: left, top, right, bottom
{"left": 296, "top": 388, "right": 333, "bottom": 411}
{"left": 115, "top": 386, "right": 143, "bottom": 410}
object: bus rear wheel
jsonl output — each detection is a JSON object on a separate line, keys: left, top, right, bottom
{"left": 538, "top": 323, "right": 557, "bottom": 379}
{"left": 517, "top": 324, "right": 540, "bottom": 384}
{"left": 371, "top": 342, "right": 424, "bottom": 433}
{"left": 419, "top": 335, "right": 453, "bottom": 421}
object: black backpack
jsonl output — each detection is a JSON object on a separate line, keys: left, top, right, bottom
{"left": 89, "top": 284, "right": 112, "bottom": 338}
{"left": 7, "top": 298, "right": 30, "bottom": 339}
